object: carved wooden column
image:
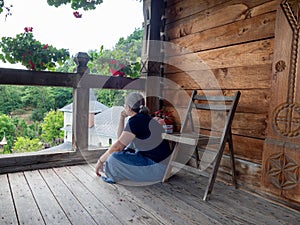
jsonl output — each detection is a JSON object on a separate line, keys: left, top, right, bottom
{"left": 142, "top": 0, "right": 165, "bottom": 114}
{"left": 262, "top": 0, "right": 300, "bottom": 204}
{"left": 73, "top": 52, "right": 90, "bottom": 151}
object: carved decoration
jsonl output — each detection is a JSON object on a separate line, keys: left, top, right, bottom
{"left": 266, "top": 152, "right": 299, "bottom": 190}
{"left": 275, "top": 60, "right": 286, "bottom": 72}
{"left": 272, "top": 1, "right": 300, "bottom": 137}
{"left": 273, "top": 103, "right": 300, "bottom": 137}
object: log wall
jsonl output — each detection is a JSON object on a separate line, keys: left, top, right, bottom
{"left": 163, "top": 0, "right": 287, "bottom": 204}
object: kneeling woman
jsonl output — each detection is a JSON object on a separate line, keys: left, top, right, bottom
{"left": 95, "top": 92, "right": 171, "bottom": 184}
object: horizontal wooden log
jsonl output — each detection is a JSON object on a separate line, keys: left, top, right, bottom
{"left": 166, "top": 0, "right": 229, "bottom": 24}
{"left": 0, "top": 68, "right": 145, "bottom": 90}
{"left": 182, "top": 155, "right": 262, "bottom": 191}
{"left": 220, "top": 155, "right": 262, "bottom": 189}
{"left": 167, "top": 107, "right": 267, "bottom": 139}
{"left": 0, "top": 149, "right": 105, "bottom": 174}
{"left": 170, "top": 12, "right": 275, "bottom": 52}
{"left": 163, "top": 64, "right": 272, "bottom": 90}
{"left": 0, "top": 68, "right": 80, "bottom": 87}
{"left": 165, "top": 39, "right": 274, "bottom": 73}
{"left": 166, "top": 0, "right": 278, "bottom": 37}
{"left": 78, "top": 74, "right": 145, "bottom": 90}
{"left": 162, "top": 89, "right": 271, "bottom": 114}
{"left": 231, "top": 135, "right": 263, "bottom": 163}
{"left": 199, "top": 134, "right": 264, "bottom": 163}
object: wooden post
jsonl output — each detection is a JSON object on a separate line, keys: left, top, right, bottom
{"left": 262, "top": 1, "right": 300, "bottom": 204}
{"left": 73, "top": 52, "right": 90, "bottom": 151}
{"left": 142, "top": 0, "right": 165, "bottom": 114}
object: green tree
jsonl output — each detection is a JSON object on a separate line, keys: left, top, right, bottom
{"left": 13, "top": 137, "right": 43, "bottom": 153}
{"left": 12, "top": 117, "right": 39, "bottom": 139}
{"left": 87, "top": 27, "right": 143, "bottom": 78}
{"left": 94, "top": 89, "right": 128, "bottom": 107}
{"left": 21, "top": 87, "right": 55, "bottom": 121}
{"left": 51, "top": 87, "right": 73, "bottom": 109}
{"left": 47, "top": 0, "right": 103, "bottom": 11}
{"left": 0, "top": 85, "right": 23, "bottom": 114}
{"left": 0, "top": 0, "right": 103, "bottom": 16}
{"left": 40, "top": 110, "right": 64, "bottom": 144}
{"left": 85, "top": 28, "right": 143, "bottom": 106}
{"left": 0, "top": 114, "right": 15, "bottom": 153}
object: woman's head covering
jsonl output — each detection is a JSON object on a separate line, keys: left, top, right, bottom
{"left": 125, "top": 92, "right": 149, "bottom": 114}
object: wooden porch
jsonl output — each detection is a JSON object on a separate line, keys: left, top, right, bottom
{"left": 1, "top": 163, "right": 299, "bottom": 225}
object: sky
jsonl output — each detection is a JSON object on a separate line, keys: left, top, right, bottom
{"left": 0, "top": 0, "right": 144, "bottom": 69}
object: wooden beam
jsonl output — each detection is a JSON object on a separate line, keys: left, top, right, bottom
{"left": 78, "top": 74, "right": 145, "bottom": 90}
{"left": 0, "top": 150, "right": 105, "bottom": 174}
{"left": 0, "top": 68, "right": 79, "bottom": 87}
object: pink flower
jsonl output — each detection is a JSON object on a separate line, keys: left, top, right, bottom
{"left": 24, "top": 27, "right": 33, "bottom": 32}
{"left": 42, "top": 44, "right": 48, "bottom": 49}
{"left": 73, "top": 11, "right": 82, "bottom": 18}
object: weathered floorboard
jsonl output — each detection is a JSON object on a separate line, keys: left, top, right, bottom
{"left": 53, "top": 166, "right": 122, "bottom": 225}
{"left": 161, "top": 169, "right": 299, "bottom": 225}
{"left": 39, "top": 169, "right": 98, "bottom": 225}
{"left": 24, "top": 170, "right": 72, "bottom": 225}
{"left": 81, "top": 164, "right": 220, "bottom": 225}
{"left": 1, "top": 164, "right": 300, "bottom": 225}
{"left": 76, "top": 164, "right": 167, "bottom": 225}
{"left": 9, "top": 172, "right": 45, "bottom": 225}
{"left": 0, "top": 174, "right": 18, "bottom": 225}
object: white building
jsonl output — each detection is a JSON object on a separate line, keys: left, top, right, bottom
{"left": 59, "top": 89, "right": 109, "bottom": 148}
{"left": 41, "top": 89, "right": 125, "bottom": 152}
{"left": 94, "top": 106, "right": 126, "bottom": 147}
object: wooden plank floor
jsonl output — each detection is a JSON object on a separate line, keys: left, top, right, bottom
{"left": 1, "top": 164, "right": 300, "bottom": 225}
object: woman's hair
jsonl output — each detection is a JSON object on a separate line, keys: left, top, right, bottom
{"left": 125, "top": 92, "right": 149, "bottom": 114}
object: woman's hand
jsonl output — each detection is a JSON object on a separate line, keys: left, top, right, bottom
{"left": 120, "top": 110, "right": 128, "bottom": 118}
{"left": 95, "top": 159, "right": 104, "bottom": 176}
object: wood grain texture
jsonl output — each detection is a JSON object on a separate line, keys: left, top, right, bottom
{"left": 165, "top": 39, "right": 274, "bottom": 73}
{"left": 165, "top": 0, "right": 278, "bottom": 25}
{"left": 2, "top": 164, "right": 300, "bottom": 224}
{"left": 170, "top": 12, "right": 275, "bottom": 52}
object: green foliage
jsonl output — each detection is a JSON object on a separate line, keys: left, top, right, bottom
{"left": 13, "top": 137, "right": 43, "bottom": 153}
{"left": 0, "top": 31, "right": 70, "bottom": 71}
{"left": 47, "top": 0, "right": 103, "bottom": 11}
{"left": 51, "top": 87, "right": 73, "bottom": 109}
{"left": 0, "top": 85, "right": 23, "bottom": 114}
{"left": 94, "top": 89, "right": 128, "bottom": 107}
{"left": 0, "top": 114, "right": 15, "bottom": 153}
{"left": 12, "top": 117, "right": 40, "bottom": 139}
{"left": 88, "top": 27, "right": 143, "bottom": 78}
{"left": 1, "top": 1, "right": 142, "bottom": 14}
{"left": 19, "top": 86, "right": 72, "bottom": 121}
{"left": 40, "top": 110, "right": 64, "bottom": 143}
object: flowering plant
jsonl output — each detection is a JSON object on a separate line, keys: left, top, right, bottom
{"left": 154, "top": 109, "right": 174, "bottom": 133}
{"left": 153, "top": 109, "right": 173, "bottom": 125}
{"left": 0, "top": 27, "right": 69, "bottom": 71}
{"left": 108, "top": 59, "right": 140, "bottom": 77}
{"left": 73, "top": 11, "right": 82, "bottom": 18}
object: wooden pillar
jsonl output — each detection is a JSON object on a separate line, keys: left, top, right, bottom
{"left": 142, "top": 0, "right": 165, "bottom": 114}
{"left": 262, "top": 0, "right": 300, "bottom": 204}
{"left": 73, "top": 52, "right": 90, "bottom": 151}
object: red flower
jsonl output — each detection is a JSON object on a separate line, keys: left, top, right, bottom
{"left": 24, "top": 27, "right": 33, "bottom": 32}
{"left": 73, "top": 11, "right": 82, "bottom": 18}
{"left": 154, "top": 110, "right": 173, "bottom": 124}
{"left": 109, "top": 59, "right": 127, "bottom": 77}
{"left": 109, "top": 68, "right": 125, "bottom": 77}
{"left": 42, "top": 44, "right": 48, "bottom": 49}
{"left": 28, "top": 60, "right": 35, "bottom": 70}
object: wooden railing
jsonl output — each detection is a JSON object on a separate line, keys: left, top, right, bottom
{"left": 0, "top": 52, "right": 145, "bottom": 174}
